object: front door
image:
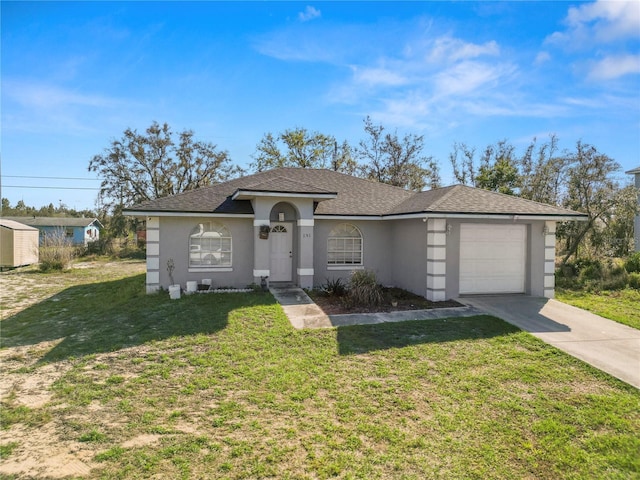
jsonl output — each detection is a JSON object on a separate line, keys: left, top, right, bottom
{"left": 270, "top": 223, "right": 292, "bottom": 282}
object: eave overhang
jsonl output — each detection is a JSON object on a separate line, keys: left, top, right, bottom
{"left": 314, "top": 212, "right": 589, "bottom": 222}
{"left": 231, "top": 189, "right": 338, "bottom": 201}
{"left": 123, "top": 210, "right": 254, "bottom": 218}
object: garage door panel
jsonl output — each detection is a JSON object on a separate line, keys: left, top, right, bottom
{"left": 459, "top": 224, "right": 526, "bottom": 294}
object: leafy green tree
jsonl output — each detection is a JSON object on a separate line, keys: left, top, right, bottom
{"left": 0, "top": 198, "right": 95, "bottom": 218}
{"left": 448, "top": 136, "right": 633, "bottom": 262}
{"left": 559, "top": 141, "right": 622, "bottom": 263}
{"left": 452, "top": 139, "right": 520, "bottom": 195}
{"left": 449, "top": 142, "right": 477, "bottom": 186}
{"left": 603, "top": 185, "right": 640, "bottom": 257}
{"left": 475, "top": 158, "right": 520, "bottom": 195}
{"left": 356, "top": 116, "right": 439, "bottom": 191}
{"left": 251, "top": 128, "right": 355, "bottom": 173}
{"left": 89, "top": 121, "right": 241, "bottom": 210}
{"left": 518, "top": 135, "right": 569, "bottom": 205}
{"left": 330, "top": 140, "right": 359, "bottom": 176}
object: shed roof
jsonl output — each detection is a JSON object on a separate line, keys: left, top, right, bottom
{"left": 2, "top": 217, "right": 103, "bottom": 228}
{"left": 125, "top": 168, "right": 586, "bottom": 219}
{"left": 625, "top": 166, "right": 640, "bottom": 175}
{"left": 0, "top": 219, "right": 39, "bottom": 231}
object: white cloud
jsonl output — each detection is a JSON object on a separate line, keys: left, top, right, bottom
{"left": 299, "top": 6, "right": 321, "bottom": 22}
{"left": 587, "top": 54, "right": 640, "bottom": 80}
{"left": 4, "top": 80, "right": 118, "bottom": 109}
{"left": 427, "top": 37, "right": 500, "bottom": 63}
{"left": 547, "top": 0, "right": 640, "bottom": 47}
{"left": 434, "top": 61, "right": 511, "bottom": 97}
{"left": 330, "top": 33, "right": 520, "bottom": 128}
{"left": 534, "top": 51, "right": 551, "bottom": 66}
{"left": 566, "top": 1, "right": 640, "bottom": 42}
{"left": 351, "top": 66, "right": 408, "bottom": 87}
{"left": 2, "top": 79, "right": 131, "bottom": 134}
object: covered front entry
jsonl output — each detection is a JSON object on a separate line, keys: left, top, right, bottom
{"left": 459, "top": 223, "right": 526, "bottom": 294}
{"left": 270, "top": 223, "right": 293, "bottom": 282}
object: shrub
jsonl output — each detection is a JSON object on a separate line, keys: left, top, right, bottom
{"left": 39, "top": 229, "right": 75, "bottom": 271}
{"left": 347, "top": 269, "right": 383, "bottom": 307}
{"left": 557, "top": 257, "right": 630, "bottom": 292}
{"left": 322, "top": 277, "right": 347, "bottom": 297}
{"left": 629, "top": 273, "right": 640, "bottom": 290}
{"left": 85, "top": 237, "right": 114, "bottom": 256}
{"left": 578, "top": 259, "right": 604, "bottom": 282}
{"left": 599, "top": 272, "right": 628, "bottom": 291}
{"left": 624, "top": 252, "right": 640, "bottom": 274}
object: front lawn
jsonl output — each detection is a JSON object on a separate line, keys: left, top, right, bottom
{"left": 556, "top": 288, "right": 640, "bottom": 330}
{"left": 1, "top": 260, "right": 638, "bottom": 479}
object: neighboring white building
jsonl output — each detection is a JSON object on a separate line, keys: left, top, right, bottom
{"left": 626, "top": 166, "right": 640, "bottom": 252}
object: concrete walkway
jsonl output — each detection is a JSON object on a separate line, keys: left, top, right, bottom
{"left": 459, "top": 295, "right": 640, "bottom": 389}
{"left": 269, "top": 286, "right": 485, "bottom": 329}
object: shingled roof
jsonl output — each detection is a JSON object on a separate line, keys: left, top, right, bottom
{"left": 0, "top": 219, "right": 39, "bottom": 231}
{"left": 2, "top": 217, "right": 103, "bottom": 228}
{"left": 125, "top": 168, "right": 585, "bottom": 218}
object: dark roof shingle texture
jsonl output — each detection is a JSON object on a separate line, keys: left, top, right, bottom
{"left": 2, "top": 217, "right": 102, "bottom": 228}
{"left": 125, "top": 168, "right": 584, "bottom": 218}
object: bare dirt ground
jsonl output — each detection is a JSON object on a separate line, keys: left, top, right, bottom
{"left": 0, "top": 260, "right": 146, "bottom": 479}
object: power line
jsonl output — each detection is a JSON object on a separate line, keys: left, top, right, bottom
{"left": 3, "top": 175, "right": 102, "bottom": 181}
{"left": 1, "top": 185, "right": 100, "bottom": 190}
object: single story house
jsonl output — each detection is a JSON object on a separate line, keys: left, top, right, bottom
{"left": 3, "top": 217, "right": 102, "bottom": 246}
{"left": 0, "top": 219, "right": 39, "bottom": 268}
{"left": 626, "top": 166, "right": 640, "bottom": 252}
{"left": 124, "top": 168, "right": 587, "bottom": 300}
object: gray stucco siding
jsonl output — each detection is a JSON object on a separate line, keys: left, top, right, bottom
{"left": 390, "top": 218, "right": 429, "bottom": 297}
{"left": 158, "top": 216, "right": 254, "bottom": 289}
{"left": 312, "top": 219, "right": 393, "bottom": 288}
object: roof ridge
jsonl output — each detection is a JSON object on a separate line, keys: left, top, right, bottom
{"left": 437, "top": 184, "right": 580, "bottom": 213}
{"left": 238, "top": 174, "right": 336, "bottom": 194}
{"left": 426, "top": 185, "right": 462, "bottom": 210}
{"left": 280, "top": 167, "right": 420, "bottom": 195}
{"left": 462, "top": 184, "right": 577, "bottom": 210}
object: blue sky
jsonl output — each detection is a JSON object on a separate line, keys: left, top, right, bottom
{"left": 2, "top": 1, "right": 639, "bottom": 211}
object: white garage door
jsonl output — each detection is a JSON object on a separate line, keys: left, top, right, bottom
{"left": 459, "top": 224, "right": 526, "bottom": 294}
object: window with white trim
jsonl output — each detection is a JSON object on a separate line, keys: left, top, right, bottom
{"left": 327, "top": 224, "right": 363, "bottom": 265}
{"left": 189, "top": 222, "right": 232, "bottom": 267}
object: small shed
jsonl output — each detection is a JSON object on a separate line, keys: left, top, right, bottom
{"left": 3, "top": 217, "right": 103, "bottom": 246}
{"left": 0, "top": 219, "right": 39, "bottom": 268}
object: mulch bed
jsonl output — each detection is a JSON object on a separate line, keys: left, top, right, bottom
{"left": 307, "top": 287, "right": 463, "bottom": 315}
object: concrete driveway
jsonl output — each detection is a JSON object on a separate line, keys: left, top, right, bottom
{"left": 459, "top": 295, "right": 640, "bottom": 389}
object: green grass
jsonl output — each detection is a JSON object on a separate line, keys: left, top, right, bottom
{"left": 556, "top": 288, "right": 640, "bottom": 330}
{"left": 0, "top": 442, "right": 19, "bottom": 459}
{"left": 1, "top": 260, "right": 639, "bottom": 479}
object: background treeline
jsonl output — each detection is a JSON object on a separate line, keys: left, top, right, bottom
{"left": 3, "top": 118, "right": 638, "bottom": 277}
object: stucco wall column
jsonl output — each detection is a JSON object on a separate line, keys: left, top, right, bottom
{"left": 253, "top": 219, "right": 271, "bottom": 284}
{"left": 145, "top": 216, "right": 160, "bottom": 293}
{"left": 297, "top": 219, "right": 314, "bottom": 289}
{"left": 426, "top": 218, "right": 447, "bottom": 301}
{"left": 543, "top": 221, "right": 556, "bottom": 299}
